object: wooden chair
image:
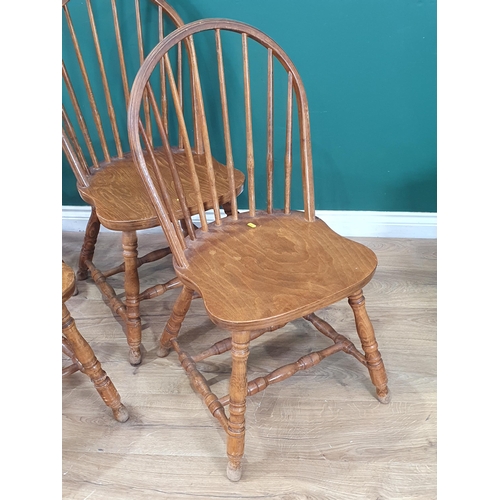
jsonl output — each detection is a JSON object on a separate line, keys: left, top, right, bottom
{"left": 62, "top": 0, "right": 245, "bottom": 365}
{"left": 62, "top": 261, "right": 129, "bottom": 422}
{"left": 127, "top": 19, "right": 391, "bottom": 481}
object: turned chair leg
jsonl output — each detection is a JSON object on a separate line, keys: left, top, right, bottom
{"left": 122, "top": 231, "right": 142, "bottom": 366}
{"left": 348, "top": 290, "right": 391, "bottom": 404}
{"left": 77, "top": 206, "right": 100, "bottom": 281}
{"left": 157, "top": 286, "right": 193, "bottom": 357}
{"left": 226, "top": 330, "right": 251, "bottom": 481}
{"left": 62, "top": 302, "right": 129, "bottom": 422}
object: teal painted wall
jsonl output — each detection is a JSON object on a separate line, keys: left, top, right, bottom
{"left": 62, "top": 0, "right": 436, "bottom": 212}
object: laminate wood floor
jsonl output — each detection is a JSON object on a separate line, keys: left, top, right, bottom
{"left": 62, "top": 231, "right": 436, "bottom": 500}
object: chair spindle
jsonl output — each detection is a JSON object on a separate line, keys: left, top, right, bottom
{"left": 63, "top": 3, "right": 110, "bottom": 164}
{"left": 62, "top": 105, "right": 89, "bottom": 174}
{"left": 138, "top": 120, "right": 188, "bottom": 256}
{"left": 158, "top": 8, "right": 168, "bottom": 132}
{"left": 177, "top": 42, "right": 184, "bottom": 149}
{"left": 62, "top": 129, "right": 90, "bottom": 188}
{"left": 284, "top": 71, "right": 293, "bottom": 214}
{"left": 242, "top": 33, "right": 255, "bottom": 217}
{"left": 110, "top": 0, "right": 130, "bottom": 106}
{"left": 267, "top": 48, "right": 274, "bottom": 214}
{"left": 145, "top": 83, "right": 197, "bottom": 240}
{"left": 62, "top": 62, "right": 100, "bottom": 168}
{"left": 215, "top": 29, "right": 238, "bottom": 220}
{"left": 86, "top": 0, "right": 123, "bottom": 158}
{"left": 163, "top": 52, "right": 209, "bottom": 231}
{"left": 187, "top": 37, "right": 222, "bottom": 227}
{"left": 135, "top": 0, "right": 153, "bottom": 144}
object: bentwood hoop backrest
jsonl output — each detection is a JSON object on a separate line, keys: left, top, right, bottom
{"left": 62, "top": 0, "right": 202, "bottom": 188}
{"left": 128, "top": 19, "right": 315, "bottom": 268}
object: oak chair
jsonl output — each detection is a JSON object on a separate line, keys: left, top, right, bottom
{"left": 62, "top": 261, "right": 129, "bottom": 422}
{"left": 128, "top": 19, "right": 390, "bottom": 481}
{"left": 62, "top": 0, "right": 245, "bottom": 365}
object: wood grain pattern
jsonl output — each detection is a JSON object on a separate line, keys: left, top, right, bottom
{"left": 78, "top": 150, "right": 245, "bottom": 232}
{"left": 62, "top": 233, "right": 436, "bottom": 499}
{"left": 180, "top": 211, "right": 377, "bottom": 329}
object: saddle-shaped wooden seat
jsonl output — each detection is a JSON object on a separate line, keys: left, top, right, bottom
{"left": 78, "top": 151, "right": 244, "bottom": 229}
{"left": 180, "top": 211, "right": 377, "bottom": 329}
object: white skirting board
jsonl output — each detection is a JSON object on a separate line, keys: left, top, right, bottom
{"left": 61, "top": 206, "right": 436, "bottom": 239}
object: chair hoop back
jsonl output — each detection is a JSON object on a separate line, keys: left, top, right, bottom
{"left": 128, "top": 19, "right": 316, "bottom": 269}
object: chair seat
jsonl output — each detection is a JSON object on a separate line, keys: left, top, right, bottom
{"left": 62, "top": 261, "right": 76, "bottom": 302}
{"left": 78, "top": 150, "right": 245, "bottom": 231}
{"left": 178, "top": 211, "right": 378, "bottom": 330}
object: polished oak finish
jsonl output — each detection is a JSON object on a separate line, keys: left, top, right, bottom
{"left": 128, "top": 20, "right": 389, "bottom": 480}
{"left": 62, "top": 1, "right": 245, "bottom": 365}
{"left": 62, "top": 261, "right": 128, "bottom": 423}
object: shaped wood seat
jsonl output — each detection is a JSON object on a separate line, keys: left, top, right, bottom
{"left": 78, "top": 151, "right": 244, "bottom": 230}
{"left": 62, "top": 262, "right": 129, "bottom": 423}
{"left": 128, "top": 19, "right": 390, "bottom": 481}
{"left": 62, "top": 261, "right": 77, "bottom": 303}
{"left": 180, "top": 211, "right": 377, "bottom": 329}
{"left": 62, "top": 0, "right": 245, "bottom": 365}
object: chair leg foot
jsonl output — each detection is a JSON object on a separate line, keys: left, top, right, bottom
{"left": 112, "top": 404, "right": 130, "bottom": 423}
{"left": 157, "top": 344, "right": 171, "bottom": 357}
{"left": 226, "top": 463, "right": 242, "bottom": 482}
{"left": 376, "top": 387, "right": 391, "bottom": 404}
{"left": 128, "top": 347, "right": 142, "bottom": 366}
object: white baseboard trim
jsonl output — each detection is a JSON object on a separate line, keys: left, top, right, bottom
{"left": 315, "top": 210, "right": 436, "bottom": 238}
{"left": 62, "top": 206, "right": 436, "bottom": 239}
